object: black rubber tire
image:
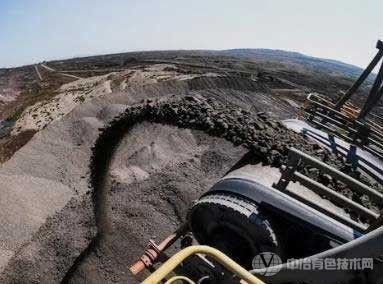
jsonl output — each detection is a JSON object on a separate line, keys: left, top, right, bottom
{"left": 188, "top": 193, "right": 282, "bottom": 269}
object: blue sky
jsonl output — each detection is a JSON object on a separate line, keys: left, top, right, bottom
{"left": 0, "top": 0, "right": 382, "bottom": 68}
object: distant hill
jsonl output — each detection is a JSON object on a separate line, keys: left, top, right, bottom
{"left": 218, "top": 49, "right": 373, "bottom": 82}
{"left": 2, "top": 48, "right": 371, "bottom": 83}
{"left": 0, "top": 47, "right": 373, "bottom": 81}
{"left": 97, "top": 48, "right": 372, "bottom": 83}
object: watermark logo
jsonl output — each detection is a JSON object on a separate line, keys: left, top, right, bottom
{"left": 286, "top": 257, "right": 374, "bottom": 271}
{"left": 252, "top": 252, "right": 282, "bottom": 276}
{"left": 252, "top": 252, "right": 374, "bottom": 277}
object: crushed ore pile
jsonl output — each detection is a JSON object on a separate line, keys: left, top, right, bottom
{"left": 92, "top": 95, "right": 382, "bottom": 220}
{"left": 0, "top": 64, "right": 381, "bottom": 283}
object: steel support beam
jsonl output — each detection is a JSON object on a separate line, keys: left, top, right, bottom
{"left": 358, "top": 85, "right": 383, "bottom": 120}
{"left": 358, "top": 60, "right": 383, "bottom": 119}
{"left": 335, "top": 40, "right": 383, "bottom": 110}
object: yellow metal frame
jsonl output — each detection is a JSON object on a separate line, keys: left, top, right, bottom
{"left": 141, "top": 245, "right": 264, "bottom": 284}
{"left": 302, "top": 93, "right": 383, "bottom": 136}
{"left": 164, "top": 276, "right": 195, "bottom": 284}
{"left": 301, "top": 93, "right": 383, "bottom": 125}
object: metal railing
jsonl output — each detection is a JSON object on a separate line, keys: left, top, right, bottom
{"left": 301, "top": 93, "right": 383, "bottom": 159}
{"left": 273, "top": 148, "right": 383, "bottom": 232}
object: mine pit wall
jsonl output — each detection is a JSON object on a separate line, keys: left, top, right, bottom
{"left": 0, "top": 77, "right": 381, "bottom": 282}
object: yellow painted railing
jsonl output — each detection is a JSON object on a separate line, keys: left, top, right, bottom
{"left": 141, "top": 245, "right": 264, "bottom": 284}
